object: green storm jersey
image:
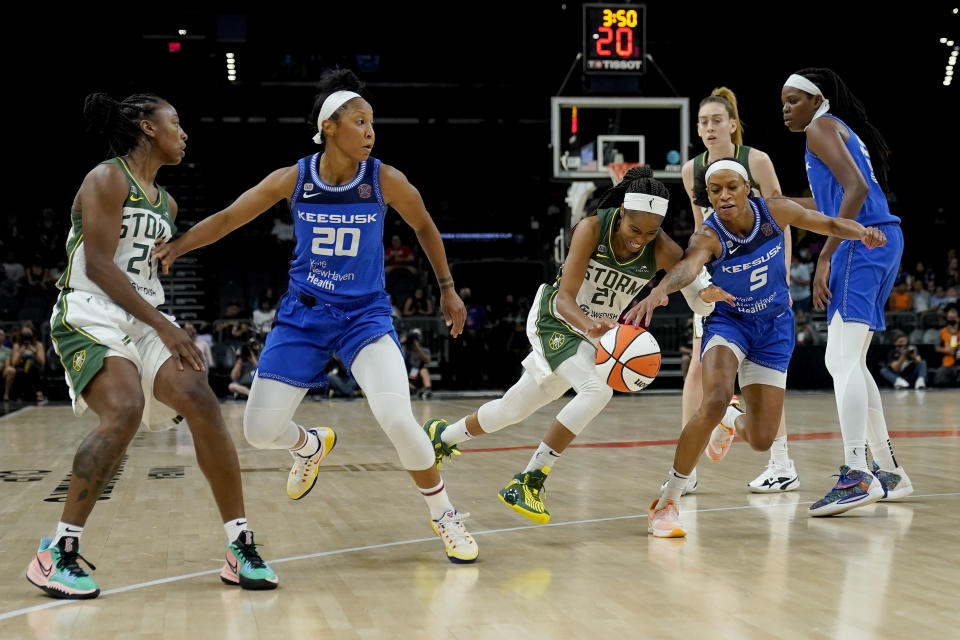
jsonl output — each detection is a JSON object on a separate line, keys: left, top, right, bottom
{"left": 58, "top": 157, "right": 177, "bottom": 307}
{"left": 551, "top": 206, "right": 660, "bottom": 324}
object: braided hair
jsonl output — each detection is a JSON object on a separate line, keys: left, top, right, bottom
{"left": 593, "top": 165, "right": 670, "bottom": 214}
{"left": 794, "top": 67, "right": 891, "bottom": 191}
{"left": 310, "top": 69, "right": 366, "bottom": 146}
{"left": 83, "top": 92, "right": 168, "bottom": 157}
{"left": 699, "top": 86, "right": 744, "bottom": 146}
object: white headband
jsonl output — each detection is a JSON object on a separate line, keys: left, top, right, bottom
{"left": 312, "top": 90, "right": 362, "bottom": 144}
{"left": 623, "top": 193, "right": 668, "bottom": 217}
{"left": 704, "top": 160, "right": 750, "bottom": 183}
{"left": 783, "top": 74, "right": 831, "bottom": 130}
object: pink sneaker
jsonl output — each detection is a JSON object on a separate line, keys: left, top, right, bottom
{"left": 647, "top": 499, "right": 687, "bottom": 538}
{"left": 25, "top": 537, "right": 99, "bottom": 599}
{"left": 706, "top": 396, "right": 742, "bottom": 461}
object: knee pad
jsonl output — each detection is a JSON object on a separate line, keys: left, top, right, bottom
{"left": 555, "top": 377, "right": 612, "bottom": 436}
{"left": 477, "top": 371, "right": 568, "bottom": 432}
{"left": 366, "top": 391, "right": 435, "bottom": 470}
{"left": 243, "top": 407, "right": 295, "bottom": 450}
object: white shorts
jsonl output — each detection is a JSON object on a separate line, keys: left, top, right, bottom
{"left": 50, "top": 291, "right": 183, "bottom": 431}
{"left": 693, "top": 313, "right": 704, "bottom": 340}
{"left": 703, "top": 334, "right": 787, "bottom": 389}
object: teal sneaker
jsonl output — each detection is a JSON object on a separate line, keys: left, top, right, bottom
{"left": 220, "top": 531, "right": 278, "bottom": 590}
{"left": 498, "top": 467, "right": 551, "bottom": 524}
{"left": 423, "top": 418, "right": 461, "bottom": 467}
{"left": 25, "top": 536, "right": 99, "bottom": 599}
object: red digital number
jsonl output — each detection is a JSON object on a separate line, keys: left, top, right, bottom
{"left": 615, "top": 27, "right": 633, "bottom": 57}
{"left": 596, "top": 26, "right": 613, "bottom": 56}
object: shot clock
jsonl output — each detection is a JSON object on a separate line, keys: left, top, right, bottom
{"left": 583, "top": 3, "right": 646, "bottom": 74}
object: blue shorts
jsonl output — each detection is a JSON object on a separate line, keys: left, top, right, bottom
{"left": 701, "top": 307, "right": 795, "bottom": 373}
{"left": 828, "top": 223, "right": 903, "bottom": 332}
{"left": 256, "top": 285, "right": 400, "bottom": 388}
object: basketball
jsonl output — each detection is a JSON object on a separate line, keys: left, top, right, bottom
{"left": 594, "top": 324, "right": 661, "bottom": 392}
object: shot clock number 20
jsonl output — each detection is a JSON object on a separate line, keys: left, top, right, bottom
{"left": 583, "top": 4, "right": 646, "bottom": 74}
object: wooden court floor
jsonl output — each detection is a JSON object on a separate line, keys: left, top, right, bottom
{"left": 1, "top": 389, "right": 958, "bottom": 639}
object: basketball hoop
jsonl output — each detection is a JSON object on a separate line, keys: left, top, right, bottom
{"left": 607, "top": 162, "right": 642, "bottom": 185}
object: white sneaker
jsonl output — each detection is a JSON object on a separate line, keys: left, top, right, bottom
{"left": 286, "top": 427, "right": 337, "bottom": 500}
{"left": 893, "top": 377, "right": 909, "bottom": 389}
{"left": 914, "top": 377, "right": 926, "bottom": 390}
{"left": 871, "top": 462, "right": 915, "bottom": 500}
{"left": 431, "top": 509, "right": 478, "bottom": 564}
{"left": 747, "top": 459, "right": 800, "bottom": 493}
{"left": 660, "top": 467, "right": 698, "bottom": 495}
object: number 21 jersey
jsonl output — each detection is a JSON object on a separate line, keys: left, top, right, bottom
{"left": 288, "top": 154, "right": 387, "bottom": 303}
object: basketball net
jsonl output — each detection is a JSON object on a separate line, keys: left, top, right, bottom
{"left": 607, "top": 162, "right": 642, "bottom": 186}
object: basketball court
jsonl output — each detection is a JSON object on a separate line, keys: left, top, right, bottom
{"left": 1, "top": 389, "right": 957, "bottom": 638}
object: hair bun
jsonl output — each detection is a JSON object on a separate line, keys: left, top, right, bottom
{"left": 622, "top": 165, "right": 653, "bottom": 181}
{"left": 83, "top": 92, "right": 119, "bottom": 132}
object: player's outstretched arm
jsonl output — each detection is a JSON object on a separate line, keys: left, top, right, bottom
{"left": 765, "top": 197, "right": 885, "bottom": 248}
{"left": 153, "top": 165, "right": 297, "bottom": 272}
{"left": 380, "top": 163, "right": 465, "bottom": 337}
{"left": 624, "top": 226, "right": 721, "bottom": 328}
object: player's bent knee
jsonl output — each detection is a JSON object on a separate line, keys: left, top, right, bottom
{"left": 380, "top": 417, "right": 435, "bottom": 470}
{"left": 243, "top": 407, "right": 290, "bottom": 449}
{"left": 700, "top": 393, "right": 729, "bottom": 425}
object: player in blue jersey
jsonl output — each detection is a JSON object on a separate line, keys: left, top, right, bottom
{"left": 627, "top": 159, "right": 886, "bottom": 537}
{"left": 782, "top": 68, "right": 914, "bottom": 516}
{"left": 154, "top": 70, "right": 477, "bottom": 563}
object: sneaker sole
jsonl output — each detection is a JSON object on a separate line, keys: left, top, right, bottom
{"left": 647, "top": 523, "right": 687, "bottom": 538}
{"left": 25, "top": 573, "right": 100, "bottom": 599}
{"left": 747, "top": 478, "right": 800, "bottom": 493}
{"left": 287, "top": 428, "right": 338, "bottom": 501}
{"left": 497, "top": 492, "right": 550, "bottom": 524}
{"left": 809, "top": 482, "right": 885, "bottom": 517}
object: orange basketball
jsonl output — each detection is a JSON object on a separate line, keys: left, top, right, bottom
{"left": 594, "top": 324, "right": 661, "bottom": 392}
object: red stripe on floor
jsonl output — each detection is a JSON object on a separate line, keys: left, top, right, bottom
{"left": 461, "top": 429, "right": 959, "bottom": 453}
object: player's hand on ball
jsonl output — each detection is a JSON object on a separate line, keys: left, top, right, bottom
{"left": 698, "top": 285, "right": 736, "bottom": 306}
{"left": 440, "top": 288, "right": 466, "bottom": 338}
{"left": 586, "top": 319, "right": 618, "bottom": 340}
{"left": 861, "top": 226, "right": 886, "bottom": 249}
{"left": 625, "top": 287, "right": 669, "bottom": 328}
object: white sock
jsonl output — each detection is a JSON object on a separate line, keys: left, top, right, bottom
{"left": 844, "top": 443, "right": 868, "bottom": 471}
{"left": 440, "top": 418, "right": 472, "bottom": 447}
{"left": 523, "top": 442, "right": 561, "bottom": 473}
{"left": 420, "top": 480, "right": 455, "bottom": 520}
{"left": 224, "top": 517, "right": 248, "bottom": 543}
{"left": 658, "top": 468, "right": 688, "bottom": 507}
{"left": 720, "top": 404, "right": 741, "bottom": 432}
{"left": 869, "top": 435, "right": 898, "bottom": 470}
{"left": 769, "top": 435, "right": 789, "bottom": 466}
{"left": 51, "top": 521, "right": 84, "bottom": 545}
{"left": 291, "top": 426, "right": 321, "bottom": 458}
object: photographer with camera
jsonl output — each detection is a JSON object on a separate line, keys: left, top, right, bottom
{"left": 880, "top": 330, "right": 927, "bottom": 390}
{"left": 933, "top": 305, "right": 960, "bottom": 387}
{"left": 401, "top": 328, "right": 433, "bottom": 399}
{"left": 228, "top": 339, "right": 261, "bottom": 399}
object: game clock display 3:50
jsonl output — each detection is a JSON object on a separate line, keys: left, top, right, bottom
{"left": 583, "top": 3, "right": 646, "bottom": 74}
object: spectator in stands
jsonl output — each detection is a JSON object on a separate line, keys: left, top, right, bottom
{"left": 3, "top": 250, "right": 24, "bottom": 289}
{"left": 384, "top": 234, "right": 415, "bottom": 271}
{"left": 795, "top": 309, "right": 821, "bottom": 345}
{"left": 880, "top": 330, "right": 927, "bottom": 390}
{"left": 0, "top": 328, "right": 11, "bottom": 386}
{"left": 24, "top": 255, "right": 49, "bottom": 296}
{"left": 945, "top": 254, "right": 959, "bottom": 288}
{"left": 184, "top": 323, "right": 213, "bottom": 375}
{"left": 402, "top": 287, "right": 434, "bottom": 317}
{"left": 3, "top": 323, "right": 46, "bottom": 402}
{"left": 789, "top": 248, "right": 813, "bottom": 312}
{"left": 933, "top": 305, "right": 960, "bottom": 387}
{"left": 887, "top": 274, "right": 912, "bottom": 311}
{"left": 911, "top": 279, "right": 931, "bottom": 315}
{"left": 228, "top": 340, "right": 260, "bottom": 398}
{"left": 37, "top": 208, "right": 65, "bottom": 267}
{"left": 912, "top": 260, "right": 936, "bottom": 291}
{"left": 401, "top": 328, "right": 433, "bottom": 399}
{"left": 217, "top": 298, "right": 251, "bottom": 343}
{"left": 252, "top": 298, "right": 276, "bottom": 335}
{"left": 929, "top": 285, "right": 952, "bottom": 312}
{"left": 326, "top": 356, "right": 360, "bottom": 399}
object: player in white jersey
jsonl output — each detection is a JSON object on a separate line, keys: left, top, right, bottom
{"left": 25, "top": 93, "right": 277, "bottom": 600}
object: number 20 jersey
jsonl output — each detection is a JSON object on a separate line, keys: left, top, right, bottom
{"left": 702, "top": 196, "right": 788, "bottom": 318}
{"left": 288, "top": 154, "right": 388, "bottom": 303}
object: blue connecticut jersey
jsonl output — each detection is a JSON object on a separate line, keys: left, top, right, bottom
{"left": 288, "top": 154, "right": 387, "bottom": 303}
{"left": 805, "top": 115, "right": 899, "bottom": 227}
{"left": 703, "top": 197, "right": 789, "bottom": 318}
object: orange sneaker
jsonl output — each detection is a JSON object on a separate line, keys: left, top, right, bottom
{"left": 706, "top": 396, "right": 742, "bottom": 461}
{"left": 647, "top": 499, "right": 687, "bottom": 538}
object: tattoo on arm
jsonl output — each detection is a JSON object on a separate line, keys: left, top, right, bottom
{"left": 659, "top": 259, "right": 701, "bottom": 295}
